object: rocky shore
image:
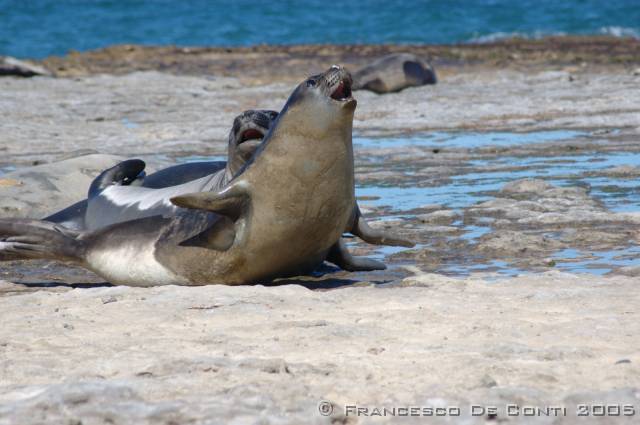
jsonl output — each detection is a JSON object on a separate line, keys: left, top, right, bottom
{"left": 1, "top": 38, "right": 639, "bottom": 423}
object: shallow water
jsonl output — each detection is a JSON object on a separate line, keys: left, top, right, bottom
{"left": 353, "top": 130, "right": 640, "bottom": 277}
{"left": 354, "top": 130, "right": 585, "bottom": 150}
{"left": 0, "top": 164, "right": 16, "bottom": 175}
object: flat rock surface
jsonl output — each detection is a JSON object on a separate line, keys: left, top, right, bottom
{"left": 0, "top": 273, "right": 638, "bottom": 424}
{"left": 0, "top": 154, "right": 123, "bottom": 218}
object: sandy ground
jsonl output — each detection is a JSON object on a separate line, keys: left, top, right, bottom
{"left": 1, "top": 273, "right": 639, "bottom": 424}
{"left": 1, "top": 40, "right": 640, "bottom": 423}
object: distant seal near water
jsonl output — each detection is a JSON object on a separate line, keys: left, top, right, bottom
{"left": 353, "top": 53, "right": 437, "bottom": 94}
{"left": 43, "top": 110, "right": 277, "bottom": 231}
{"left": 0, "top": 66, "right": 412, "bottom": 284}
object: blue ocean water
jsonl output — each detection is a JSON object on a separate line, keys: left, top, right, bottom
{"left": 1, "top": 0, "right": 639, "bottom": 59}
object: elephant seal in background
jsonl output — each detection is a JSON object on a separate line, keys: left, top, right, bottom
{"left": 0, "top": 66, "right": 412, "bottom": 285}
{"left": 353, "top": 53, "right": 436, "bottom": 94}
{"left": 44, "top": 110, "right": 278, "bottom": 231}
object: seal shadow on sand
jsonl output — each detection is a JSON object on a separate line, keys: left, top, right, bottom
{"left": 4, "top": 263, "right": 394, "bottom": 291}
{"left": 0, "top": 258, "right": 392, "bottom": 290}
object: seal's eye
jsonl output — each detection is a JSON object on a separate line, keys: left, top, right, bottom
{"left": 306, "top": 79, "right": 316, "bottom": 87}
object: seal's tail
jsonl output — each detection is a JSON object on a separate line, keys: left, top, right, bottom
{"left": 0, "top": 219, "right": 86, "bottom": 263}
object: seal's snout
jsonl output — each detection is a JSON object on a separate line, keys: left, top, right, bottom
{"left": 234, "top": 110, "right": 278, "bottom": 145}
{"left": 330, "top": 77, "right": 352, "bottom": 101}
{"left": 322, "top": 65, "right": 354, "bottom": 102}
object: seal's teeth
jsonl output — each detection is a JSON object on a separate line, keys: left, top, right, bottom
{"left": 238, "top": 128, "right": 264, "bottom": 143}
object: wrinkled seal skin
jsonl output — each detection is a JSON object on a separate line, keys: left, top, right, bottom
{"left": 0, "top": 66, "right": 413, "bottom": 283}
{"left": 43, "top": 110, "right": 277, "bottom": 231}
{"left": 353, "top": 53, "right": 437, "bottom": 94}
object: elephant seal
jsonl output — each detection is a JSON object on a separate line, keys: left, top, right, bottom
{"left": 0, "top": 66, "right": 412, "bottom": 284}
{"left": 44, "top": 110, "right": 278, "bottom": 231}
{"left": 353, "top": 53, "right": 436, "bottom": 94}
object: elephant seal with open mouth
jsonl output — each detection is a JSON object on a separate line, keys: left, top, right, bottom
{"left": 82, "top": 110, "right": 278, "bottom": 230}
{"left": 43, "top": 110, "right": 278, "bottom": 231}
{"left": 0, "top": 66, "right": 412, "bottom": 285}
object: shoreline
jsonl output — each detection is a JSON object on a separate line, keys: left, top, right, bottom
{"left": 29, "top": 36, "right": 640, "bottom": 81}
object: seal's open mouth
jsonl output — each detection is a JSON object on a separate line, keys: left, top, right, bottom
{"left": 238, "top": 128, "right": 265, "bottom": 144}
{"left": 330, "top": 79, "right": 352, "bottom": 101}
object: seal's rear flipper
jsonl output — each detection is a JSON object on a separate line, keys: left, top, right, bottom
{"left": 350, "top": 206, "right": 415, "bottom": 248}
{"left": 327, "top": 239, "right": 386, "bottom": 272}
{"left": 0, "top": 219, "right": 85, "bottom": 263}
{"left": 88, "top": 159, "right": 146, "bottom": 198}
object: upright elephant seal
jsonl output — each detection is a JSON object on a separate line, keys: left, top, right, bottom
{"left": 353, "top": 53, "right": 437, "bottom": 94}
{"left": 0, "top": 66, "right": 412, "bottom": 284}
{"left": 44, "top": 110, "right": 278, "bottom": 231}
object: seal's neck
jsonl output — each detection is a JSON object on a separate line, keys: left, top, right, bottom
{"left": 267, "top": 105, "right": 354, "bottom": 157}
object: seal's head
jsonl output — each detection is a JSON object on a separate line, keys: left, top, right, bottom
{"left": 228, "top": 109, "right": 279, "bottom": 175}
{"left": 278, "top": 65, "right": 356, "bottom": 138}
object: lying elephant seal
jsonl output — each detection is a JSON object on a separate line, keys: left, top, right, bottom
{"left": 40, "top": 107, "right": 409, "bottom": 272}
{"left": 353, "top": 53, "right": 436, "bottom": 94}
{"left": 0, "top": 66, "right": 412, "bottom": 284}
{"left": 44, "top": 110, "right": 278, "bottom": 231}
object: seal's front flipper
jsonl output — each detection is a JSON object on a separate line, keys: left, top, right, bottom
{"left": 350, "top": 205, "right": 414, "bottom": 248}
{"left": 170, "top": 183, "right": 249, "bottom": 220}
{"left": 88, "top": 159, "right": 146, "bottom": 198}
{"left": 0, "top": 219, "right": 85, "bottom": 263}
{"left": 327, "top": 239, "right": 386, "bottom": 272}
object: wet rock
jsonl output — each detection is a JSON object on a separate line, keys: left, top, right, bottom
{"left": 421, "top": 225, "right": 460, "bottom": 234}
{"left": 584, "top": 164, "right": 640, "bottom": 178}
{"left": 0, "top": 154, "right": 124, "bottom": 219}
{"left": 467, "top": 179, "right": 603, "bottom": 226}
{"left": 560, "top": 229, "right": 639, "bottom": 250}
{"left": 616, "top": 265, "right": 640, "bottom": 277}
{"left": 500, "top": 178, "right": 554, "bottom": 195}
{"left": 517, "top": 210, "right": 614, "bottom": 226}
{"left": 476, "top": 230, "right": 562, "bottom": 256}
{"left": 417, "top": 209, "right": 458, "bottom": 225}
{"left": 353, "top": 53, "right": 436, "bottom": 94}
{"left": 0, "top": 56, "right": 52, "bottom": 77}
{"left": 463, "top": 178, "right": 640, "bottom": 267}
